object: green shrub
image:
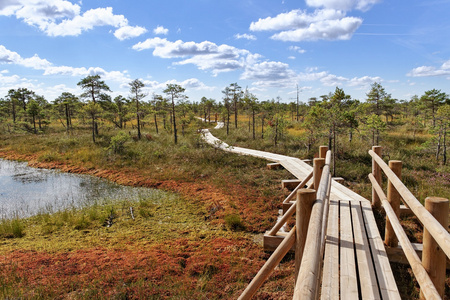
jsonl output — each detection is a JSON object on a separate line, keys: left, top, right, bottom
{"left": 0, "top": 219, "right": 25, "bottom": 238}
{"left": 108, "top": 131, "right": 129, "bottom": 154}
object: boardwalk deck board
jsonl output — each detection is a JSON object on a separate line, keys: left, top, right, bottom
{"left": 340, "top": 200, "right": 359, "bottom": 299}
{"left": 201, "top": 129, "right": 401, "bottom": 299}
{"left": 321, "top": 199, "right": 339, "bottom": 300}
{"left": 351, "top": 201, "right": 381, "bottom": 300}
{"left": 361, "top": 200, "right": 401, "bottom": 299}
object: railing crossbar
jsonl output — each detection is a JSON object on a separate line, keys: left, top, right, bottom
{"left": 369, "top": 174, "right": 441, "bottom": 300}
{"left": 369, "top": 150, "right": 450, "bottom": 259}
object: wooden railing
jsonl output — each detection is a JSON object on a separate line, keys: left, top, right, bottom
{"left": 238, "top": 147, "right": 331, "bottom": 300}
{"left": 293, "top": 150, "right": 332, "bottom": 299}
{"left": 369, "top": 146, "right": 449, "bottom": 299}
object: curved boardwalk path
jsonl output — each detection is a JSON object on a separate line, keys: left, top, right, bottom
{"left": 201, "top": 127, "right": 401, "bottom": 299}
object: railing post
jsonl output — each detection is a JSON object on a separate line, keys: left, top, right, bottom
{"left": 420, "top": 197, "right": 449, "bottom": 299}
{"left": 319, "top": 145, "right": 328, "bottom": 159}
{"left": 313, "top": 158, "right": 325, "bottom": 191}
{"left": 295, "top": 188, "right": 316, "bottom": 283}
{"left": 385, "top": 160, "right": 402, "bottom": 247}
{"left": 371, "top": 146, "right": 382, "bottom": 209}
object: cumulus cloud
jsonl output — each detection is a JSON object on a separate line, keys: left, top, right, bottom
{"left": 241, "top": 61, "right": 299, "bottom": 88}
{"left": 153, "top": 25, "right": 169, "bottom": 35}
{"left": 132, "top": 38, "right": 249, "bottom": 75}
{"left": 0, "top": 44, "right": 131, "bottom": 85}
{"left": 407, "top": 60, "right": 450, "bottom": 77}
{"left": 44, "top": 7, "right": 127, "bottom": 36}
{"left": 250, "top": 9, "right": 345, "bottom": 31}
{"left": 0, "top": 45, "right": 51, "bottom": 69}
{"left": 272, "top": 17, "right": 362, "bottom": 41}
{"left": 250, "top": 9, "right": 362, "bottom": 42}
{"left": 0, "top": 0, "right": 143, "bottom": 40}
{"left": 235, "top": 33, "right": 257, "bottom": 40}
{"left": 305, "top": 0, "right": 381, "bottom": 12}
{"left": 298, "top": 68, "right": 382, "bottom": 89}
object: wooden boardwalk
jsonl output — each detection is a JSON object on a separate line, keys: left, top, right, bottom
{"left": 201, "top": 129, "right": 401, "bottom": 299}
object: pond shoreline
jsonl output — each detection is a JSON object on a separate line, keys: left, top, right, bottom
{"left": 0, "top": 150, "right": 233, "bottom": 226}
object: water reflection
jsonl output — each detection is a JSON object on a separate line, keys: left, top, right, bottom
{"left": 0, "top": 159, "right": 160, "bottom": 219}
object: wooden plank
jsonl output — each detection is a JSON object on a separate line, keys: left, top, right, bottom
{"left": 281, "top": 179, "right": 301, "bottom": 190}
{"left": 350, "top": 201, "right": 380, "bottom": 299}
{"left": 263, "top": 232, "right": 295, "bottom": 252}
{"left": 340, "top": 200, "right": 359, "bottom": 299}
{"left": 360, "top": 201, "right": 401, "bottom": 299}
{"left": 331, "top": 180, "right": 368, "bottom": 202}
{"left": 385, "top": 243, "right": 450, "bottom": 269}
{"left": 267, "top": 162, "right": 282, "bottom": 170}
{"left": 321, "top": 200, "right": 339, "bottom": 300}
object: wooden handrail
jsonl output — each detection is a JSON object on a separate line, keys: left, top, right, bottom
{"left": 293, "top": 151, "right": 332, "bottom": 299}
{"left": 369, "top": 174, "right": 441, "bottom": 300}
{"left": 238, "top": 226, "right": 296, "bottom": 300}
{"left": 283, "top": 171, "right": 313, "bottom": 204}
{"left": 369, "top": 150, "right": 450, "bottom": 259}
{"left": 269, "top": 171, "right": 313, "bottom": 236}
{"left": 268, "top": 200, "right": 296, "bottom": 236}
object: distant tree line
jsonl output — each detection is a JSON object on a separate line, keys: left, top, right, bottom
{"left": 0, "top": 77, "right": 449, "bottom": 164}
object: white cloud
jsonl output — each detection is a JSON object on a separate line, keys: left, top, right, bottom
{"left": 320, "top": 74, "right": 348, "bottom": 86}
{"left": 407, "top": 60, "right": 450, "bottom": 77}
{"left": 241, "top": 61, "right": 299, "bottom": 88}
{"left": 298, "top": 68, "right": 382, "bottom": 90}
{"left": 272, "top": 16, "right": 362, "bottom": 41}
{"left": 153, "top": 25, "right": 169, "bottom": 35}
{"left": 250, "top": 9, "right": 362, "bottom": 42}
{"left": 305, "top": 0, "right": 381, "bottom": 12}
{"left": 114, "top": 25, "right": 147, "bottom": 40}
{"left": 250, "top": 9, "right": 345, "bottom": 31}
{"left": 0, "top": 1, "right": 141, "bottom": 39}
{"left": 0, "top": 44, "right": 131, "bottom": 87}
{"left": 0, "top": 72, "right": 22, "bottom": 85}
{"left": 0, "top": 45, "right": 51, "bottom": 70}
{"left": 0, "top": 0, "right": 81, "bottom": 22}
{"left": 347, "top": 75, "right": 382, "bottom": 87}
{"left": 140, "top": 78, "right": 214, "bottom": 94}
{"left": 132, "top": 38, "right": 249, "bottom": 75}
{"left": 289, "top": 46, "right": 306, "bottom": 54}
{"left": 20, "top": 54, "right": 52, "bottom": 69}
{"left": 235, "top": 33, "right": 257, "bottom": 40}
{"left": 44, "top": 7, "right": 127, "bottom": 36}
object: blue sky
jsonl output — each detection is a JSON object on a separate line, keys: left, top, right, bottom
{"left": 1, "top": 0, "right": 450, "bottom": 104}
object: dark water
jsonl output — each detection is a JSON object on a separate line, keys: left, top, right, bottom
{"left": 0, "top": 159, "right": 164, "bottom": 219}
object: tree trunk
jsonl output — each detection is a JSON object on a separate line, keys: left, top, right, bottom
{"left": 261, "top": 117, "right": 264, "bottom": 139}
{"left": 154, "top": 114, "right": 159, "bottom": 134}
{"left": 12, "top": 101, "right": 16, "bottom": 123}
{"left": 436, "top": 129, "right": 442, "bottom": 162}
{"left": 328, "top": 128, "right": 332, "bottom": 150}
{"left": 443, "top": 125, "right": 447, "bottom": 165}
{"left": 92, "top": 116, "right": 96, "bottom": 143}
{"left": 137, "top": 114, "right": 141, "bottom": 140}
{"left": 136, "top": 100, "right": 141, "bottom": 140}
{"left": 252, "top": 110, "right": 256, "bottom": 140}
{"left": 65, "top": 103, "right": 70, "bottom": 132}
{"left": 32, "top": 115, "right": 37, "bottom": 134}
{"left": 172, "top": 98, "right": 177, "bottom": 144}
{"left": 226, "top": 107, "right": 230, "bottom": 135}
{"left": 234, "top": 98, "right": 238, "bottom": 129}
